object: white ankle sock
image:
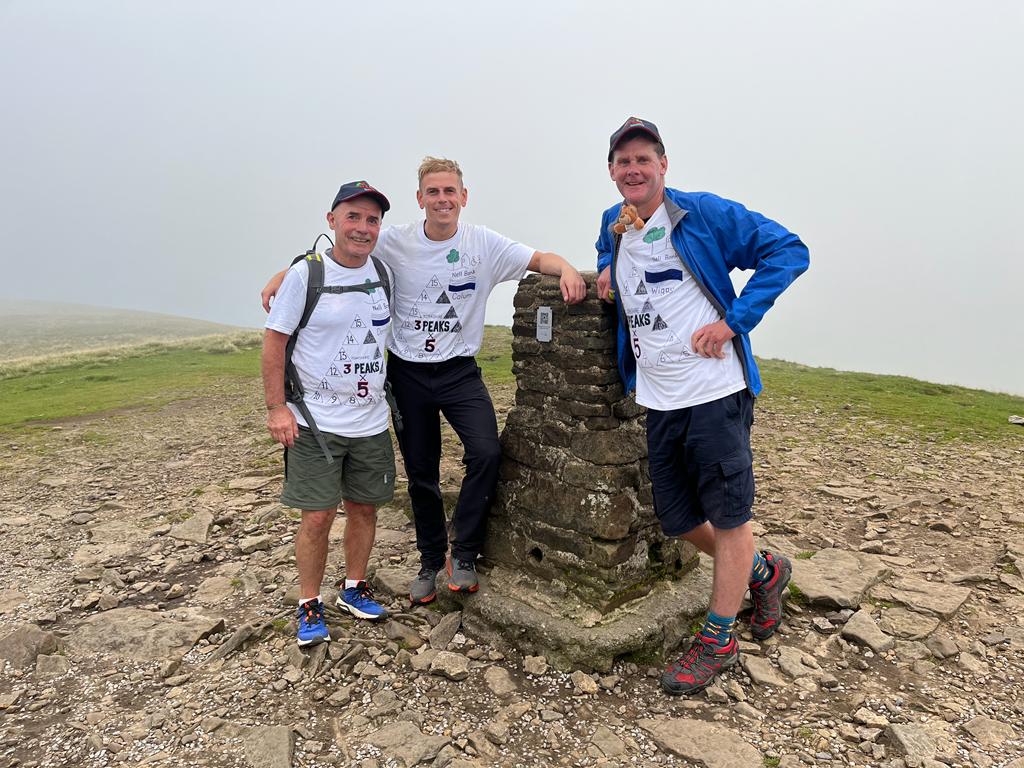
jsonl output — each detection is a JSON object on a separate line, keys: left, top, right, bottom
{"left": 344, "top": 579, "right": 363, "bottom": 590}
{"left": 299, "top": 594, "right": 322, "bottom": 606}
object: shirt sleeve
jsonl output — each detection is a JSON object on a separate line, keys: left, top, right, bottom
{"left": 481, "top": 226, "right": 535, "bottom": 284}
{"left": 264, "top": 263, "right": 309, "bottom": 335}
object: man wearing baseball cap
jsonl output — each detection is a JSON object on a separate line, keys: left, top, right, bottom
{"left": 263, "top": 160, "right": 586, "bottom": 605}
{"left": 263, "top": 180, "right": 396, "bottom": 646}
{"left": 597, "top": 117, "right": 809, "bottom": 695}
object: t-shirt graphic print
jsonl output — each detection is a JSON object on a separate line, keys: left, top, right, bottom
{"left": 615, "top": 204, "right": 745, "bottom": 411}
{"left": 377, "top": 222, "right": 533, "bottom": 362}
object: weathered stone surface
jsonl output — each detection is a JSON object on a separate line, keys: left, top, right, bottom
{"left": 35, "top": 653, "right": 70, "bottom": 678}
{"left": 70, "top": 608, "right": 223, "bottom": 661}
{"left": 887, "top": 724, "right": 936, "bottom": 762}
{"left": 169, "top": 509, "right": 214, "bottom": 544}
{"left": 884, "top": 575, "right": 972, "bottom": 619}
{"left": 639, "top": 717, "right": 761, "bottom": 768}
{"left": 242, "top": 724, "right": 293, "bottom": 768}
{"left": 963, "top": 716, "right": 1016, "bottom": 748}
{"left": 429, "top": 611, "right": 462, "bottom": 650}
{"left": 841, "top": 610, "right": 895, "bottom": 652}
{"left": 385, "top": 620, "right": 424, "bottom": 650}
{"left": 0, "top": 623, "right": 58, "bottom": 668}
{"left": 740, "top": 655, "right": 788, "bottom": 688}
{"left": 878, "top": 606, "right": 940, "bottom": 640}
{"left": 570, "top": 669, "right": 599, "bottom": 694}
{"left": 363, "top": 721, "right": 449, "bottom": 766}
{"left": 239, "top": 535, "right": 272, "bottom": 554}
{"left": 790, "top": 549, "right": 890, "bottom": 608}
{"left": 483, "top": 665, "right": 518, "bottom": 697}
{"left": 0, "top": 588, "right": 25, "bottom": 613}
{"left": 590, "top": 725, "right": 625, "bottom": 757}
{"left": 195, "top": 576, "right": 236, "bottom": 605}
{"left": 430, "top": 651, "right": 470, "bottom": 681}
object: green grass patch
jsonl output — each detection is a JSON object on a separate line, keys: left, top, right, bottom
{"left": 795, "top": 550, "right": 815, "bottom": 560}
{"left": 477, "top": 326, "right": 514, "bottom": 386}
{"left": 758, "top": 358, "right": 1024, "bottom": 442}
{"left": 763, "top": 758, "right": 781, "bottom": 768}
{"left": 0, "top": 342, "right": 260, "bottom": 430}
{"left": 787, "top": 583, "right": 808, "bottom": 606}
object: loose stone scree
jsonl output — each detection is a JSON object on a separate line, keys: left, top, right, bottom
{"left": 462, "top": 273, "right": 711, "bottom": 672}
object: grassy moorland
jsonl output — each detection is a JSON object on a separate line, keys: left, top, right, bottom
{"left": 0, "top": 322, "right": 1020, "bottom": 444}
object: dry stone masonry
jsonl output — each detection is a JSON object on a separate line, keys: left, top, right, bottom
{"left": 464, "top": 274, "right": 710, "bottom": 671}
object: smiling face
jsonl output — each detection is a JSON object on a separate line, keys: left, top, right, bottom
{"left": 417, "top": 171, "right": 467, "bottom": 238}
{"left": 326, "top": 197, "right": 382, "bottom": 265}
{"left": 609, "top": 135, "right": 668, "bottom": 219}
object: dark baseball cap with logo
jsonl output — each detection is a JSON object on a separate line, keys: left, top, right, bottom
{"left": 608, "top": 116, "right": 664, "bottom": 161}
{"left": 330, "top": 181, "right": 391, "bottom": 215}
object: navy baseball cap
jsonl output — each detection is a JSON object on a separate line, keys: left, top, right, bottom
{"left": 330, "top": 181, "right": 390, "bottom": 215}
{"left": 608, "top": 117, "right": 664, "bottom": 161}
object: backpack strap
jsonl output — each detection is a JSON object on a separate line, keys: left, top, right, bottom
{"left": 370, "top": 254, "right": 391, "bottom": 304}
{"left": 284, "top": 252, "right": 334, "bottom": 464}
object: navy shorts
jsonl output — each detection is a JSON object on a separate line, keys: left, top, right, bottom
{"left": 646, "top": 390, "right": 755, "bottom": 536}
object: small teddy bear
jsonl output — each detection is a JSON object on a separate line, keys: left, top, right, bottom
{"left": 612, "top": 203, "right": 645, "bottom": 234}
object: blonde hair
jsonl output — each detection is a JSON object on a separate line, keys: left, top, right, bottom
{"left": 417, "top": 156, "right": 464, "bottom": 185}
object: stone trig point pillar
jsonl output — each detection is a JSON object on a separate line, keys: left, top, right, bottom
{"left": 466, "top": 273, "right": 710, "bottom": 672}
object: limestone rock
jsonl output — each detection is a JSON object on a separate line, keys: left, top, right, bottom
{"left": 740, "top": 655, "right": 788, "bottom": 688}
{"left": 70, "top": 608, "right": 224, "bottom": 661}
{"left": 963, "top": 716, "right": 1016, "bottom": 748}
{"left": 242, "top": 725, "right": 294, "bottom": 768}
{"left": 169, "top": 509, "right": 214, "bottom": 544}
{"left": 570, "top": 670, "right": 599, "bottom": 694}
{"left": 195, "top": 576, "right": 236, "bottom": 605}
{"left": 523, "top": 655, "right": 549, "bottom": 676}
{"left": 878, "top": 606, "right": 940, "bottom": 640}
{"left": 0, "top": 589, "right": 25, "bottom": 613}
{"left": 384, "top": 620, "right": 424, "bottom": 650}
{"left": 590, "top": 725, "right": 625, "bottom": 757}
{"left": 887, "top": 724, "right": 936, "bottom": 763}
{"left": 363, "top": 721, "right": 449, "bottom": 766}
{"left": 429, "top": 611, "right": 462, "bottom": 650}
{"left": 429, "top": 651, "right": 470, "bottom": 681}
{"left": 0, "top": 623, "right": 58, "bottom": 668}
{"left": 841, "top": 610, "right": 895, "bottom": 653}
{"left": 35, "top": 653, "right": 70, "bottom": 678}
{"left": 639, "top": 717, "right": 761, "bottom": 768}
{"left": 885, "top": 575, "right": 971, "bottom": 619}
{"left": 239, "top": 535, "right": 273, "bottom": 554}
{"left": 483, "top": 665, "right": 518, "bottom": 697}
{"left": 790, "top": 549, "right": 890, "bottom": 608}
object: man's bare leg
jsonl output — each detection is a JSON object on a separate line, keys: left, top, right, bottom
{"left": 681, "top": 521, "right": 716, "bottom": 556}
{"left": 341, "top": 499, "right": 377, "bottom": 581}
{"left": 296, "top": 507, "right": 338, "bottom": 599}
{"left": 708, "top": 521, "right": 755, "bottom": 617}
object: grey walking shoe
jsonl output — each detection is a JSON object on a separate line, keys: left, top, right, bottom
{"left": 447, "top": 557, "right": 479, "bottom": 593}
{"left": 409, "top": 566, "right": 440, "bottom": 605}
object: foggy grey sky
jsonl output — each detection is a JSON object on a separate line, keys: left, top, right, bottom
{"left": 1, "top": 1, "right": 1021, "bottom": 394}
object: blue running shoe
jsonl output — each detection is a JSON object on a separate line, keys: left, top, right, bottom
{"left": 337, "top": 581, "right": 389, "bottom": 621}
{"left": 296, "top": 599, "right": 330, "bottom": 647}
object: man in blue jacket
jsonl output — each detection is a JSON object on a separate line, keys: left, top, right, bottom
{"left": 596, "top": 117, "right": 809, "bottom": 695}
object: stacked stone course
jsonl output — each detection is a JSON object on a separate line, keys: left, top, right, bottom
{"left": 464, "top": 273, "right": 709, "bottom": 671}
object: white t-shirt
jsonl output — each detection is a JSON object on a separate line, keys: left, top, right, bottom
{"left": 615, "top": 204, "right": 746, "bottom": 411}
{"left": 375, "top": 221, "right": 534, "bottom": 361}
{"left": 265, "top": 253, "right": 394, "bottom": 438}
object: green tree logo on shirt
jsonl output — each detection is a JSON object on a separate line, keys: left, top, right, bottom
{"left": 447, "top": 249, "right": 460, "bottom": 263}
{"left": 643, "top": 226, "right": 666, "bottom": 256}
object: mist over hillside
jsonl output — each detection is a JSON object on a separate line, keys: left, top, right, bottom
{"left": 0, "top": 299, "right": 249, "bottom": 361}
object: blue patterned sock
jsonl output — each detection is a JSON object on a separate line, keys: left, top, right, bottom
{"left": 750, "top": 551, "right": 772, "bottom": 584}
{"left": 700, "top": 611, "right": 736, "bottom": 646}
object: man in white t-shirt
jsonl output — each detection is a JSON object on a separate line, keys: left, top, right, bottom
{"left": 263, "top": 181, "right": 397, "bottom": 647}
{"left": 262, "top": 158, "right": 586, "bottom": 605}
{"left": 596, "top": 117, "right": 809, "bottom": 696}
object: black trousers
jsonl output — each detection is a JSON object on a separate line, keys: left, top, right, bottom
{"left": 387, "top": 355, "right": 501, "bottom": 567}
